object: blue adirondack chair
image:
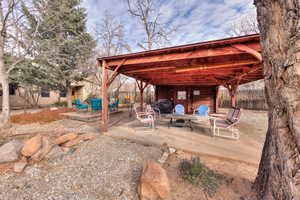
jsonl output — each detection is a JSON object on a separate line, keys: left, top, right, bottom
{"left": 194, "top": 105, "right": 209, "bottom": 116}
{"left": 91, "top": 98, "right": 102, "bottom": 111}
{"left": 75, "top": 99, "right": 88, "bottom": 109}
{"left": 109, "top": 99, "right": 119, "bottom": 111}
{"left": 174, "top": 104, "right": 185, "bottom": 115}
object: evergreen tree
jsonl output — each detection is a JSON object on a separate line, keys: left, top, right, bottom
{"left": 23, "top": 0, "right": 95, "bottom": 107}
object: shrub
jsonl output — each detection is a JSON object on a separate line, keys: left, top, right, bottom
{"left": 53, "top": 101, "right": 67, "bottom": 107}
{"left": 178, "top": 157, "right": 224, "bottom": 196}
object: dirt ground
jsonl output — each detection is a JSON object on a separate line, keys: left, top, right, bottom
{"left": 11, "top": 108, "right": 74, "bottom": 124}
{"left": 0, "top": 108, "right": 267, "bottom": 199}
{"left": 165, "top": 151, "right": 257, "bottom": 200}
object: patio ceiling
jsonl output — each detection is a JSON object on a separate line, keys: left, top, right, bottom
{"left": 97, "top": 34, "right": 263, "bottom": 86}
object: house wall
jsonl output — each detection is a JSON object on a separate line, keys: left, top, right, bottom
{"left": 0, "top": 88, "right": 66, "bottom": 109}
{"left": 156, "top": 85, "right": 217, "bottom": 113}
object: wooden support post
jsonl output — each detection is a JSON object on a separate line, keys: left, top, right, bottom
{"left": 215, "top": 86, "right": 220, "bottom": 113}
{"left": 101, "top": 60, "right": 108, "bottom": 132}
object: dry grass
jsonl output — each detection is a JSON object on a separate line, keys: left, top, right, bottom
{"left": 11, "top": 108, "right": 75, "bottom": 124}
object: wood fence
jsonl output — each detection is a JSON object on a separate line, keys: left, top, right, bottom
{"left": 218, "top": 89, "right": 268, "bottom": 110}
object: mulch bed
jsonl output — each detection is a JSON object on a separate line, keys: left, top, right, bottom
{"left": 11, "top": 108, "right": 75, "bottom": 124}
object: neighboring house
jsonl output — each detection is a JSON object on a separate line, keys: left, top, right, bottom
{"left": 0, "top": 76, "right": 152, "bottom": 109}
{"left": 0, "top": 84, "right": 66, "bottom": 109}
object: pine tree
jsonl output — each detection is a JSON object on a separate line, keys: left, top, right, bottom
{"left": 23, "top": 0, "right": 95, "bottom": 107}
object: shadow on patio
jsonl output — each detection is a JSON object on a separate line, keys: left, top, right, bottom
{"left": 105, "top": 108, "right": 267, "bottom": 166}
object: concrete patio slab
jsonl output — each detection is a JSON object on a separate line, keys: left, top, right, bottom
{"left": 106, "top": 109, "right": 267, "bottom": 165}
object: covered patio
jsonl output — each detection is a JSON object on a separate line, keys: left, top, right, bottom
{"left": 95, "top": 34, "right": 266, "bottom": 164}
{"left": 97, "top": 34, "right": 263, "bottom": 131}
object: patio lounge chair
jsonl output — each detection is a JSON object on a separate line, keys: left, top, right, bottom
{"left": 91, "top": 98, "right": 102, "bottom": 111}
{"left": 109, "top": 99, "right": 119, "bottom": 111}
{"left": 193, "top": 105, "right": 209, "bottom": 116}
{"left": 75, "top": 99, "right": 88, "bottom": 110}
{"left": 174, "top": 104, "right": 185, "bottom": 115}
{"left": 134, "top": 105, "right": 155, "bottom": 131}
{"left": 209, "top": 108, "right": 242, "bottom": 139}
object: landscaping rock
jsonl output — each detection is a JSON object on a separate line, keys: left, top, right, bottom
{"left": 158, "top": 152, "right": 169, "bottom": 164}
{"left": 0, "top": 140, "right": 23, "bottom": 163}
{"left": 31, "top": 136, "right": 54, "bottom": 162}
{"left": 62, "top": 137, "right": 83, "bottom": 147}
{"left": 78, "top": 132, "right": 97, "bottom": 141}
{"left": 169, "top": 147, "right": 176, "bottom": 154}
{"left": 21, "top": 134, "right": 42, "bottom": 157}
{"left": 138, "top": 161, "right": 170, "bottom": 200}
{"left": 14, "top": 157, "right": 27, "bottom": 173}
{"left": 55, "top": 133, "right": 78, "bottom": 145}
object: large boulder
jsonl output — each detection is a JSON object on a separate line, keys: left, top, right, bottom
{"left": 21, "top": 134, "right": 42, "bottom": 157}
{"left": 138, "top": 161, "right": 171, "bottom": 200}
{"left": 31, "top": 136, "right": 55, "bottom": 162}
{"left": 14, "top": 157, "right": 28, "bottom": 173}
{"left": 62, "top": 137, "right": 83, "bottom": 147}
{"left": 54, "top": 133, "right": 78, "bottom": 145}
{"left": 0, "top": 140, "right": 23, "bottom": 163}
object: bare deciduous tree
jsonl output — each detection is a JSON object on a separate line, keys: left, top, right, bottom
{"left": 94, "top": 11, "right": 130, "bottom": 99}
{"left": 126, "top": 0, "right": 177, "bottom": 50}
{"left": 95, "top": 11, "right": 131, "bottom": 57}
{"left": 0, "top": 0, "right": 43, "bottom": 127}
{"left": 227, "top": 12, "right": 259, "bottom": 37}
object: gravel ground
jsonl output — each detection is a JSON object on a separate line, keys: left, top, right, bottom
{"left": 0, "top": 135, "right": 162, "bottom": 200}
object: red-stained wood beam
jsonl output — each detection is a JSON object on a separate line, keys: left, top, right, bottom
{"left": 101, "top": 60, "right": 108, "bottom": 132}
{"left": 232, "top": 44, "right": 262, "bottom": 62}
{"left": 225, "top": 64, "right": 262, "bottom": 85}
{"left": 123, "top": 66, "right": 176, "bottom": 74}
{"left": 106, "top": 59, "right": 126, "bottom": 87}
{"left": 105, "top": 44, "right": 259, "bottom": 67}
{"left": 175, "top": 59, "right": 260, "bottom": 73}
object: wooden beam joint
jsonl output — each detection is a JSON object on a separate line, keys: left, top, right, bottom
{"left": 232, "top": 44, "right": 262, "bottom": 62}
{"left": 106, "top": 59, "right": 126, "bottom": 87}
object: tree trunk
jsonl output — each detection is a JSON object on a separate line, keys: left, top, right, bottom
{"left": 229, "top": 91, "right": 236, "bottom": 108}
{"left": 0, "top": 36, "right": 10, "bottom": 127}
{"left": 254, "top": 0, "right": 300, "bottom": 199}
{"left": 66, "top": 83, "right": 72, "bottom": 108}
{"left": 0, "top": 73, "right": 10, "bottom": 127}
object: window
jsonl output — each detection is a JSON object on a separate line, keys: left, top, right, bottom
{"left": 60, "top": 90, "right": 67, "bottom": 98}
{"left": 0, "top": 84, "right": 17, "bottom": 96}
{"left": 177, "top": 91, "right": 186, "bottom": 100}
{"left": 193, "top": 90, "right": 200, "bottom": 96}
{"left": 41, "top": 88, "right": 50, "bottom": 97}
{"left": 9, "top": 84, "right": 17, "bottom": 95}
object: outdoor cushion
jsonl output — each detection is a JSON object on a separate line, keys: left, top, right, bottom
{"left": 195, "top": 105, "right": 209, "bottom": 116}
{"left": 75, "top": 99, "right": 88, "bottom": 109}
{"left": 91, "top": 98, "right": 102, "bottom": 111}
{"left": 227, "top": 108, "right": 241, "bottom": 123}
{"left": 226, "top": 108, "right": 236, "bottom": 123}
{"left": 174, "top": 104, "right": 185, "bottom": 115}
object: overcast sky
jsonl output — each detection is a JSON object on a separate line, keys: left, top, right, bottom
{"left": 81, "top": 0, "right": 256, "bottom": 53}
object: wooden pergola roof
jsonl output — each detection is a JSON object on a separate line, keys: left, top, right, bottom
{"left": 97, "top": 34, "right": 263, "bottom": 86}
